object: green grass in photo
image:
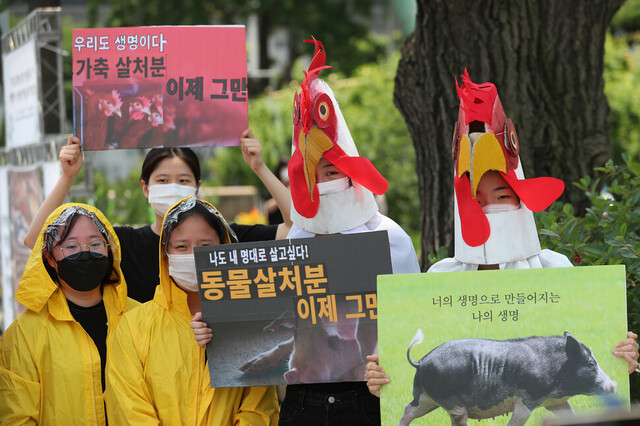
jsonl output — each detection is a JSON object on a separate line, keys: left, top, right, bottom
{"left": 377, "top": 265, "right": 629, "bottom": 425}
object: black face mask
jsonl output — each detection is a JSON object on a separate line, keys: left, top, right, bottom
{"left": 56, "top": 251, "right": 111, "bottom": 292}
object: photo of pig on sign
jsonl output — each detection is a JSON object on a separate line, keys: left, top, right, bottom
{"left": 193, "top": 231, "right": 392, "bottom": 387}
{"left": 376, "top": 265, "right": 629, "bottom": 425}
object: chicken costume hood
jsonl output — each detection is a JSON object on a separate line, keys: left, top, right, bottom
{"left": 451, "top": 70, "right": 565, "bottom": 265}
{"left": 288, "top": 38, "right": 388, "bottom": 234}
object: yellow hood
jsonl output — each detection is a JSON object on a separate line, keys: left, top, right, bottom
{"left": 15, "top": 203, "right": 128, "bottom": 319}
{"left": 155, "top": 197, "right": 233, "bottom": 316}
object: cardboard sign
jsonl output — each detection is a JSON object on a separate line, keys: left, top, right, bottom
{"left": 377, "top": 265, "right": 629, "bottom": 425}
{"left": 193, "top": 231, "right": 392, "bottom": 387}
{"left": 72, "top": 26, "right": 247, "bottom": 150}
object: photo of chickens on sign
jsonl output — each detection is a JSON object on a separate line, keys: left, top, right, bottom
{"left": 72, "top": 26, "right": 247, "bottom": 150}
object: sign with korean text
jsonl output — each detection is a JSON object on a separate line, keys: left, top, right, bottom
{"left": 377, "top": 266, "right": 629, "bottom": 425}
{"left": 194, "top": 231, "right": 392, "bottom": 387}
{"left": 72, "top": 26, "right": 247, "bottom": 150}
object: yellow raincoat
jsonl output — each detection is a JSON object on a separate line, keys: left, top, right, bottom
{"left": 105, "top": 199, "right": 279, "bottom": 425}
{"left": 0, "top": 203, "right": 138, "bottom": 425}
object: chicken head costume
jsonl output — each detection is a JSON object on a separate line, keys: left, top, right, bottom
{"left": 449, "top": 70, "right": 565, "bottom": 266}
{"left": 288, "top": 38, "right": 388, "bottom": 235}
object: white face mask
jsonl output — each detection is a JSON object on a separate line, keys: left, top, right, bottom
{"left": 167, "top": 253, "right": 199, "bottom": 292}
{"left": 482, "top": 203, "right": 521, "bottom": 215}
{"left": 316, "top": 177, "right": 350, "bottom": 195}
{"left": 148, "top": 183, "right": 197, "bottom": 218}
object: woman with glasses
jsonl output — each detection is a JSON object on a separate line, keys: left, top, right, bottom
{"left": 0, "top": 203, "right": 138, "bottom": 424}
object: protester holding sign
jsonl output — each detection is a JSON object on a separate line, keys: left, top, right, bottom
{"left": 0, "top": 203, "right": 138, "bottom": 424}
{"left": 104, "top": 197, "right": 278, "bottom": 424}
{"left": 193, "top": 37, "right": 420, "bottom": 426}
{"left": 23, "top": 129, "right": 291, "bottom": 302}
{"left": 365, "top": 71, "right": 639, "bottom": 402}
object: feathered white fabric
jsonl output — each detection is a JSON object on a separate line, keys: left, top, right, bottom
{"left": 427, "top": 249, "right": 573, "bottom": 273}
{"left": 290, "top": 184, "right": 379, "bottom": 235}
{"left": 287, "top": 212, "right": 420, "bottom": 274}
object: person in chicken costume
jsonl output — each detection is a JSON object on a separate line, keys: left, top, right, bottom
{"left": 365, "top": 70, "right": 640, "bottom": 401}
{"left": 430, "top": 68, "right": 570, "bottom": 271}
{"left": 287, "top": 37, "right": 421, "bottom": 425}
{"left": 189, "top": 39, "right": 418, "bottom": 424}
{"left": 287, "top": 37, "right": 419, "bottom": 275}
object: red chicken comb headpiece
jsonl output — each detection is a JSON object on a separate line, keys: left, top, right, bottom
{"left": 289, "top": 37, "right": 388, "bottom": 221}
{"left": 452, "top": 69, "right": 564, "bottom": 247}
{"left": 299, "top": 37, "right": 331, "bottom": 135}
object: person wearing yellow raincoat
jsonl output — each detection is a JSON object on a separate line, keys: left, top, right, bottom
{"left": 0, "top": 203, "right": 138, "bottom": 424}
{"left": 105, "top": 197, "right": 279, "bottom": 425}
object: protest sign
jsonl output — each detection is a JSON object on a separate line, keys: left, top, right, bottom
{"left": 193, "top": 231, "right": 392, "bottom": 387}
{"left": 72, "top": 26, "right": 246, "bottom": 150}
{"left": 377, "top": 265, "right": 629, "bottom": 425}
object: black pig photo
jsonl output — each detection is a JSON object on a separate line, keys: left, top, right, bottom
{"left": 398, "top": 329, "right": 616, "bottom": 426}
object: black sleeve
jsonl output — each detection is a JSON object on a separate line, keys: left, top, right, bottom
{"left": 113, "top": 225, "right": 161, "bottom": 303}
{"left": 230, "top": 223, "right": 279, "bottom": 242}
{"left": 113, "top": 225, "right": 133, "bottom": 250}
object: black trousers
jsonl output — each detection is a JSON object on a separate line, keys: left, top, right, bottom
{"left": 278, "top": 386, "right": 381, "bottom": 426}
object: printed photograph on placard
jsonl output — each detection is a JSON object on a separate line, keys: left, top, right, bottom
{"left": 377, "top": 266, "right": 629, "bottom": 425}
{"left": 194, "top": 231, "right": 392, "bottom": 387}
{"left": 72, "top": 26, "right": 247, "bottom": 150}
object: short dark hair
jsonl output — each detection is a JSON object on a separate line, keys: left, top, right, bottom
{"left": 140, "top": 147, "right": 201, "bottom": 184}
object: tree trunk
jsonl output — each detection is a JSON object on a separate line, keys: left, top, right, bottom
{"left": 395, "top": 0, "right": 624, "bottom": 269}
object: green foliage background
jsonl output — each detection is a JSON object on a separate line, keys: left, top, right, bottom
{"left": 534, "top": 157, "right": 640, "bottom": 400}
{"left": 604, "top": 35, "right": 640, "bottom": 161}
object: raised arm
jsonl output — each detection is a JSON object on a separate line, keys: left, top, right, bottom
{"left": 240, "top": 128, "right": 292, "bottom": 239}
{"left": 23, "top": 136, "right": 83, "bottom": 249}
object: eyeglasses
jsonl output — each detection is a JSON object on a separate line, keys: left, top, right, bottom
{"left": 59, "top": 240, "right": 109, "bottom": 260}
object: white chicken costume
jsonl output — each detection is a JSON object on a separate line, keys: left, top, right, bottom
{"left": 287, "top": 38, "right": 419, "bottom": 275}
{"left": 429, "top": 70, "right": 571, "bottom": 272}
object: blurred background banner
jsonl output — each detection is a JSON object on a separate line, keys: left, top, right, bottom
{"left": 2, "top": 38, "right": 41, "bottom": 148}
{"left": 72, "top": 25, "right": 247, "bottom": 150}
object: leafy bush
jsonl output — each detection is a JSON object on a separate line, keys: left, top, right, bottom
{"left": 604, "top": 34, "right": 640, "bottom": 161}
{"left": 611, "top": 0, "right": 640, "bottom": 33}
{"left": 72, "top": 168, "right": 152, "bottom": 227}
{"left": 535, "top": 156, "right": 640, "bottom": 399}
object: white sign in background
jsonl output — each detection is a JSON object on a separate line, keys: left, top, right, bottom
{"left": 2, "top": 37, "right": 43, "bottom": 148}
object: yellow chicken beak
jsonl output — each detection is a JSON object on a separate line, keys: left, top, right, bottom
{"left": 457, "top": 132, "right": 506, "bottom": 197}
{"left": 298, "top": 126, "right": 333, "bottom": 201}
